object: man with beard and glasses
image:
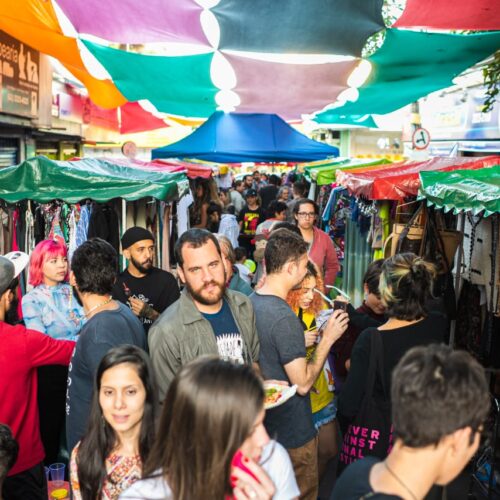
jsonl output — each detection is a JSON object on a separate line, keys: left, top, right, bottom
{"left": 112, "top": 227, "right": 180, "bottom": 335}
{"left": 66, "top": 238, "right": 146, "bottom": 453}
{"left": 0, "top": 252, "right": 75, "bottom": 500}
{"left": 148, "top": 228, "right": 260, "bottom": 401}
{"left": 251, "top": 229, "right": 349, "bottom": 499}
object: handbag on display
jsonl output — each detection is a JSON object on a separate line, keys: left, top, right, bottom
{"left": 339, "top": 331, "right": 392, "bottom": 470}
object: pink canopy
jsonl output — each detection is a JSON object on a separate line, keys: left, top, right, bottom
{"left": 55, "top": 0, "right": 208, "bottom": 45}
{"left": 337, "top": 156, "right": 500, "bottom": 200}
{"left": 225, "top": 54, "right": 358, "bottom": 120}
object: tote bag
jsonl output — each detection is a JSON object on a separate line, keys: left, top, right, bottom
{"left": 339, "top": 331, "right": 392, "bottom": 468}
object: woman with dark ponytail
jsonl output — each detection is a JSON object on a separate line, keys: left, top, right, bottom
{"left": 70, "top": 345, "right": 157, "bottom": 500}
{"left": 338, "top": 253, "right": 447, "bottom": 431}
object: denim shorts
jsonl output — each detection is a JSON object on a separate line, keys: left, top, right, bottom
{"left": 312, "top": 400, "right": 337, "bottom": 431}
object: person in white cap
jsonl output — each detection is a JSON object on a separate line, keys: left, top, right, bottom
{"left": 0, "top": 252, "right": 76, "bottom": 500}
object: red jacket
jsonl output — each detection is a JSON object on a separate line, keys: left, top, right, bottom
{"left": 0, "top": 321, "right": 75, "bottom": 475}
{"left": 308, "top": 226, "right": 340, "bottom": 288}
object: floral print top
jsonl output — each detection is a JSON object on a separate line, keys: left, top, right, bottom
{"left": 22, "top": 283, "right": 85, "bottom": 340}
{"left": 70, "top": 442, "right": 143, "bottom": 500}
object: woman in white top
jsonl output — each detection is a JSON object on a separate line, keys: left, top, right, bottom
{"left": 120, "top": 357, "right": 299, "bottom": 500}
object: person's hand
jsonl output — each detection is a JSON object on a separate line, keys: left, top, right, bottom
{"left": 263, "top": 379, "right": 289, "bottom": 387}
{"left": 321, "top": 309, "right": 349, "bottom": 345}
{"left": 232, "top": 458, "right": 276, "bottom": 500}
{"left": 304, "top": 330, "right": 319, "bottom": 347}
{"left": 128, "top": 297, "right": 146, "bottom": 317}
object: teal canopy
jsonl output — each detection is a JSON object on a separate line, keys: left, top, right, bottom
{"left": 419, "top": 165, "right": 500, "bottom": 217}
{"left": 0, "top": 156, "right": 188, "bottom": 203}
{"left": 316, "top": 29, "right": 500, "bottom": 117}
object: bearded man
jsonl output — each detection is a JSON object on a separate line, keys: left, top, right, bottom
{"left": 113, "top": 227, "right": 180, "bottom": 335}
{"left": 148, "top": 229, "right": 260, "bottom": 401}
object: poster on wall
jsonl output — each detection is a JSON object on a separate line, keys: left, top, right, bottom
{"left": 0, "top": 30, "right": 39, "bottom": 117}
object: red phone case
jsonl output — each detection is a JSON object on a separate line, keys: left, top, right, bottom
{"left": 229, "top": 450, "right": 259, "bottom": 488}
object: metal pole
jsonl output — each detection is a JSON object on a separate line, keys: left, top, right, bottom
{"left": 448, "top": 212, "right": 466, "bottom": 347}
{"left": 121, "top": 198, "right": 127, "bottom": 271}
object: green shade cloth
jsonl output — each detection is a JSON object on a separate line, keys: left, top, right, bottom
{"left": 305, "top": 158, "right": 391, "bottom": 185}
{"left": 316, "top": 29, "right": 500, "bottom": 117}
{"left": 313, "top": 113, "right": 378, "bottom": 128}
{"left": 0, "top": 156, "right": 188, "bottom": 203}
{"left": 419, "top": 165, "right": 500, "bottom": 217}
{"left": 82, "top": 40, "right": 218, "bottom": 118}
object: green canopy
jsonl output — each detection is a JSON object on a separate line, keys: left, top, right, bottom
{"left": 83, "top": 40, "right": 218, "bottom": 118}
{"left": 0, "top": 156, "right": 188, "bottom": 203}
{"left": 304, "top": 158, "right": 391, "bottom": 185}
{"left": 419, "top": 165, "right": 500, "bottom": 217}
{"left": 316, "top": 29, "right": 500, "bottom": 117}
{"left": 313, "top": 114, "right": 378, "bottom": 128}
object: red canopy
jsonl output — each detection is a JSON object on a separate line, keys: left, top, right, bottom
{"left": 338, "top": 156, "right": 500, "bottom": 200}
{"left": 119, "top": 102, "right": 168, "bottom": 134}
{"left": 393, "top": 0, "right": 500, "bottom": 31}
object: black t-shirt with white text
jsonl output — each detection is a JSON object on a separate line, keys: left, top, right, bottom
{"left": 112, "top": 267, "right": 180, "bottom": 334}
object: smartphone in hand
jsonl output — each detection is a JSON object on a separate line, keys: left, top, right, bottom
{"left": 333, "top": 300, "right": 347, "bottom": 312}
{"left": 230, "top": 450, "right": 259, "bottom": 488}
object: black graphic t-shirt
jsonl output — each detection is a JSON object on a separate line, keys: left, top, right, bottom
{"left": 238, "top": 206, "right": 264, "bottom": 237}
{"left": 112, "top": 267, "right": 180, "bottom": 334}
{"left": 202, "top": 299, "right": 245, "bottom": 364}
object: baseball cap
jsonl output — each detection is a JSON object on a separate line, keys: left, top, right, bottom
{"left": 0, "top": 251, "right": 29, "bottom": 295}
{"left": 245, "top": 189, "right": 258, "bottom": 197}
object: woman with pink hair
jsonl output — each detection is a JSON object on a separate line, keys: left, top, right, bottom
{"left": 22, "top": 239, "right": 85, "bottom": 465}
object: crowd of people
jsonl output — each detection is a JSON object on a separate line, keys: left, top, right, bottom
{"left": 0, "top": 173, "right": 492, "bottom": 500}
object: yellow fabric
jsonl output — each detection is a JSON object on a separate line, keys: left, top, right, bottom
{"left": 373, "top": 201, "right": 391, "bottom": 260}
{"left": 0, "top": 0, "right": 125, "bottom": 108}
{"left": 300, "top": 309, "right": 334, "bottom": 414}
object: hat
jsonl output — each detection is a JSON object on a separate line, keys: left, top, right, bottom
{"left": 245, "top": 189, "right": 258, "bottom": 197}
{"left": 121, "top": 227, "right": 155, "bottom": 250}
{"left": 0, "top": 251, "right": 29, "bottom": 295}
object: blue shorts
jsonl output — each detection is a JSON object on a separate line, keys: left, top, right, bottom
{"left": 312, "top": 400, "right": 337, "bottom": 431}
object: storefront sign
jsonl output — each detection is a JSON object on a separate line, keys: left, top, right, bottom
{"left": 0, "top": 30, "right": 39, "bottom": 117}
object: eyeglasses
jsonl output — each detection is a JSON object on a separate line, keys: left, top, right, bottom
{"left": 297, "top": 212, "right": 316, "bottom": 219}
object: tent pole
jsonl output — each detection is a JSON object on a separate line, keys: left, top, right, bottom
{"left": 448, "top": 211, "right": 466, "bottom": 348}
{"left": 121, "top": 199, "right": 127, "bottom": 271}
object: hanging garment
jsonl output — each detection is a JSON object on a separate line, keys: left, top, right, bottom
{"left": 87, "top": 203, "right": 120, "bottom": 254}
{"left": 75, "top": 203, "right": 91, "bottom": 248}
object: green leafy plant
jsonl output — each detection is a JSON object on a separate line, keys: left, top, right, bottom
{"left": 481, "top": 50, "right": 500, "bottom": 113}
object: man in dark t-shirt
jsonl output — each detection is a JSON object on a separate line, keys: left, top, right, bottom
{"left": 238, "top": 189, "right": 265, "bottom": 256}
{"left": 66, "top": 239, "right": 146, "bottom": 453}
{"left": 112, "top": 227, "right": 180, "bottom": 335}
{"left": 251, "top": 229, "right": 349, "bottom": 499}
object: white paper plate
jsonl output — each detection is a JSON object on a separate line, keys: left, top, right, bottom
{"left": 264, "top": 384, "right": 297, "bottom": 410}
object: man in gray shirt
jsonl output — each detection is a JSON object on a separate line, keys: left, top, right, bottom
{"left": 250, "top": 229, "right": 348, "bottom": 499}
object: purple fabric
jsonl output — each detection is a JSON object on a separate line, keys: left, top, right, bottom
{"left": 55, "top": 0, "right": 208, "bottom": 45}
{"left": 226, "top": 53, "right": 358, "bottom": 120}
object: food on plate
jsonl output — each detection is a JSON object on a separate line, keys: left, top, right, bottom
{"left": 264, "top": 387, "right": 282, "bottom": 405}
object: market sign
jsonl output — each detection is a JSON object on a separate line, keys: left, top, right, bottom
{"left": 0, "top": 30, "right": 39, "bottom": 117}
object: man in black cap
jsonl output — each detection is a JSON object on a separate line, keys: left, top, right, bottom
{"left": 112, "top": 226, "right": 180, "bottom": 335}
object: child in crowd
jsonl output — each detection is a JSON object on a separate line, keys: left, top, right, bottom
{"left": 234, "top": 247, "right": 253, "bottom": 285}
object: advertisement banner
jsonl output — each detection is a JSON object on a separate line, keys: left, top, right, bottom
{"left": 0, "top": 30, "right": 39, "bottom": 117}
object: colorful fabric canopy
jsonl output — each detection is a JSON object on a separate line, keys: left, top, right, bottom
{"left": 83, "top": 41, "right": 218, "bottom": 118}
{"left": 313, "top": 113, "right": 378, "bottom": 127}
{"left": 317, "top": 29, "right": 500, "bottom": 117}
{"left": 394, "top": 0, "right": 500, "bottom": 30}
{"left": 304, "top": 158, "right": 391, "bottom": 185}
{"left": 213, "top": 0, "right": 384, "bottom": 55}
{"left": 0, "top": 156, "right": 187, "bottom": 203}
{"left": 419, "top": 166, "right": 500, "bottom": 217}
{"left": 119, "top": 103, "right": 168, "bottom": 134}
{"left": 152, "top": 111, "right": 339, "bottom": 163}
{"left": 223, "top": 54, "right": 359, "bottom": 120}
{"left": 0, "top": 0, "right": 125, "bottom": 108}
{"left": 55, "top": 0, "right": 207, "bottom": 45}
{"left": 338, "top": 156, "right": 500, "bottom": 200}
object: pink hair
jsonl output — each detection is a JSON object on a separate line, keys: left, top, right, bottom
{"left": 29, "top": 240, "right": 69, "bottom": 286}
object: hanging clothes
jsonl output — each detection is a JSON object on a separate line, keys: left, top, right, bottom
{"left": 87, "top": 203, "right": 120, "bottom": 254}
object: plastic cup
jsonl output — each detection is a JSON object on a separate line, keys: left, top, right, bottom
{"left": 49, "top": 463, "right": 65, "bottom": 486}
